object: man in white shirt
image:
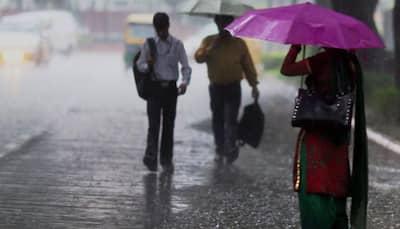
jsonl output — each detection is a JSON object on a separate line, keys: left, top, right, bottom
{"left": 137, "top": 12, "right": 192, "bottom": 172}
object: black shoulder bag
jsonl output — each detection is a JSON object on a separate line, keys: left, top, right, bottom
{"left": 291, "top": 51, "right": 354, "bottom": 130}
{"left": 132, "top": 38, "right": 157, "bottom": 100}
{"left": 238, "top": 98, "right": 265, "bottom": 148}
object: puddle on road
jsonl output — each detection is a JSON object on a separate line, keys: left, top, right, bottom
{"left": 370, "top": 165, "right": 400, "bottom": 174}
{"left": 370, "top": 181, "right": 400, "bottom": 191}
{"left": 370, "top": 165, "right": 400, "bottom": 190}
{"left": 136, "top": 127, "right": 215, "bottom": 223}
{"left": 171, "top": 196, "right": 190, "bottom": 213}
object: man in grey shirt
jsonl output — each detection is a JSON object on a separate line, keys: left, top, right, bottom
{"left": 137, "top": 12, "right": 191, "bottom": 172}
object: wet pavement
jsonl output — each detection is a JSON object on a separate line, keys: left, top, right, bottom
{"left": 0, "top": 51, "right": 399, "bottom": 228}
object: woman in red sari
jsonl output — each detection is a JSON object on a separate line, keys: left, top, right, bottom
{"left": 280, "top": 45, "right": 368, "bottom": 229}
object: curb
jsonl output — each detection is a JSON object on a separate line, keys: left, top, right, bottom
{"left": 367, "top": 128, "right": 400, "bottom": 156}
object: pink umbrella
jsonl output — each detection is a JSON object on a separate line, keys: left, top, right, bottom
{"left": 225, "top": 2, "right": 384, "bottom": 49}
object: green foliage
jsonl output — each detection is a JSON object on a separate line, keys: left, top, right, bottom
{"left": 364, "top": 71, "right": 400, "bottom": 123}
{"left": 262, "top": 51, "right": 285, "bottom": 71}
{"left": 363, "top": 71, "right": 395, "bottom": 93}
{"left": 261, "top": 50, "right": 303, "bottom": 88}
{"left": 262, "top": 47, "right": 319, "bottom": 73}
{"left": 368, "top": 87, "right": 400, "bottom": 121}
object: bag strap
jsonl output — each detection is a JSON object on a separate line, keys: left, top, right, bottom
{"left": 300, "top": 45, "right": 306, "bottom": 89}
{"left": 147, "top": 38, "right": 157, "bottom": 61}
{"left": 146, "top": 38, "right": 157, "bottom": 80}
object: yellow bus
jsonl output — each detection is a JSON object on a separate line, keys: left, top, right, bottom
{"left": 123, "top": 13, "right": 154, "bottom": 68}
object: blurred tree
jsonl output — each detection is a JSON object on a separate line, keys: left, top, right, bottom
{"left": 16, "top": 0, "right": 23, "bottom": 10}
{"left": 34, "top": 0, "right": 46, "bottom": 8}
{"left": 394, "top": 0, "right": 400, "bottom": 87}
{"left": 315, "top": 0, "right": 331, "bottom": 7}
{"left": 331, "top": 0, "right": 386, "bottom": 71}
{"left": 331, "top": 0, "right": 378, "bottom": 32}
{"left": 34, "top": 0, "right": 69, "bottom": 9}
{"left": 165, "top": 0, "right": 180, "bottom": 5}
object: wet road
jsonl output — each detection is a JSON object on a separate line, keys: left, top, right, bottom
{"left": 0, "top": 50, "right": 399, "bottom": 228}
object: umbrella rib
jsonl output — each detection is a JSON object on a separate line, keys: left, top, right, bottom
{"left": 284, "top": 6, "right": 306, "bottom": 45}
{"left": 335, "top": 21, "right": 348, "bottom": 49}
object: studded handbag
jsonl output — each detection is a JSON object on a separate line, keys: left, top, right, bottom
{"left": 291, "top": 51, "right": 355, "bottom": 129}
{"left": 289, "top": 47, "right": 356, "bottom": 130}
{"left": 291, "top": 88, "right": 354, "bottom": 129}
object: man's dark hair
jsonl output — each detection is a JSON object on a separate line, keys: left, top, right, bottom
{"left": 153, "top": 12, "right": 169, "bottom": 29}
{"left": 214, "top": 15, "right": 234, "bottom": 26}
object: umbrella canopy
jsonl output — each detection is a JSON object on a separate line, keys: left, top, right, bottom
{"left": 225, "top": 2, "right": 384, "bottom": 49}
{"left": 182, "top": 0, "right": 254, "bottom": 17}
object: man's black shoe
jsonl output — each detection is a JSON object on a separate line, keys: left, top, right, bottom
{"left": 226, "top": 150, "right": 239, "bottom": 164}
{"left": 143, "top": 156, "right": 157, "bottom": 172}
{"left": 161, "top": 162, "right": 174, "bottom": 173}
{"left": 214, "top": 154, "right": 224, "bottom": 164}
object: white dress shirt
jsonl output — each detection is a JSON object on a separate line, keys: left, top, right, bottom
{"left": 137, "top": 35, "right": 192, "bottom": 86}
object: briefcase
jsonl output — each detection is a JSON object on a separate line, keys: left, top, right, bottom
{"left": 238, "top": 101, "right": 265, "bottom": 148}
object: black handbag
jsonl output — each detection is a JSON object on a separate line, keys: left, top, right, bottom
{"left": 291, "top": 52, "right": 354, "bottom": 129}
{"left": 291, "top": 88, "right": 353, "bottom": 129}
{"left": 132, "top": 38, "right": 157, "bottom": 100}
{"left": 238, "top": 100, "right": 265, "bottom": 148}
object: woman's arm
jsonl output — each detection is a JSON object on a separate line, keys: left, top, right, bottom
{"left": 280, "top": 45, "right": 311, "bottom": 76}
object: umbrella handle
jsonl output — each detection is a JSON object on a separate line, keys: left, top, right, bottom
{"left": 300, "top": 45, "right": 307, "bottom": 88}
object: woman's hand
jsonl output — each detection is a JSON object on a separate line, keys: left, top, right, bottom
{"left": 280, "top": 44, "right": 310, "bottom": 76}
{"left": 291, "top": 44, "right": 302, "bottom": 53}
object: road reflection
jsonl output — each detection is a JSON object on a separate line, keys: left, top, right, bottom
{"left": 143, "top": 171, "right": 173, "bottom": 228}
{"left": 211, "top": 164, "right": 253, "bottom": 189}
{"left": 0, "top": 64, "right": 31, "bottom": 96}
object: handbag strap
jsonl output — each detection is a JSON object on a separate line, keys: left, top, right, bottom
{"left": 300, "top": 45, "right": 306, "bottom": 89}
{"left": 147, "top": 38, "right": 157, "bottom": 61}
{"left": 146, "top": 38, "right": 157, "bottom": 80}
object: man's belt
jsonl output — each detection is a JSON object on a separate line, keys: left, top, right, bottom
{"left": 211, "top": 81, "right": 241, "bottom": 88}
{"left": 156, "top": 80, "right": 176, "bottom": 88}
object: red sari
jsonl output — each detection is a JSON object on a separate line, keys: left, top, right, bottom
{"left": 293, "top": 129, "right": 350, "bottom": 198}
{"left": 287, "top": 50, "right": 354, "bottom": 198}
{"left": 282, "top": 46, "right": 367, "bottom": 229}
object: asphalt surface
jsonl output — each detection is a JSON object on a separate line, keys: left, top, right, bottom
{"left": 0, "top": 51, "right": 399, "bottom": 229}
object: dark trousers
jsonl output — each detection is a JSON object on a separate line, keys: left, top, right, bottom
{"left": 145, "top": 83, "right": 177, "bottom": 165}
{"left": 209, "top": 82, "right": 241, "bottom": 156}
